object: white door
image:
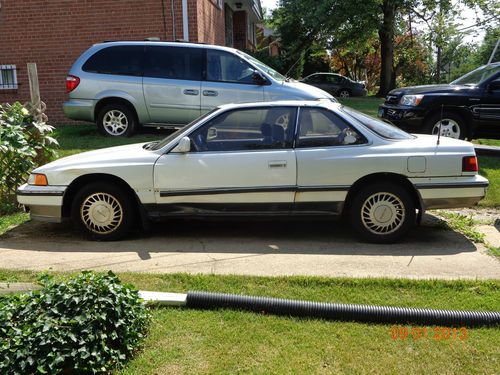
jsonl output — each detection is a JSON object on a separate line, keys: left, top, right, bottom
{"left": 153, "top": 106, "right": 298, "bottom": 214}
{"left": 200, "top": 49, "right": 264, "bottom": 114}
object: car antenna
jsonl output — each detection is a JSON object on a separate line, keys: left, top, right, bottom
{"left": 282, "top": 45, "right": 312, "bottom": 84}
{"left": 436, "top": 104, "right": 444, "bottom": 146}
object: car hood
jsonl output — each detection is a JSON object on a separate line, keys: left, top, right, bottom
{"left": 282, "top": 80, "right": 335, "bottom": 100}
{"left": 34, "top": 142, "right": 160, "bottom": 173}
{"left": 388, "top": 84, "right": 476, "bottom": 96}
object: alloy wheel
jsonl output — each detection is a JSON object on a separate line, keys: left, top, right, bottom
{"left": 103, "top": 110, "right": 128, "bottom": 136}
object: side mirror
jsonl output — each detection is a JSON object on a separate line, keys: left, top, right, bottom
{"left": 252, "top": 70, "right": 268, "bottom": 85}
{"left": 172, "top": 136, "right": 191, "bottom": 153}
{"left": 487, "top": 80, "right": 500, "bottom": 91}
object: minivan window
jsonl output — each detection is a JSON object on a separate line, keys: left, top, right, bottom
{"left": 82, "top": 46, "right": 143, "bottom": 76}
{"left": 144, "top": 46, "right": 202, "bottom": 81}
{"left": 206, "top": 50, "right": 255, "bottom": 84}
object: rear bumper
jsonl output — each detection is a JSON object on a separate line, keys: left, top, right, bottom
{"left": 411, "top": 176, "right": 488, "bottom": 210}
{"left": 63, "top": 99, "right": 95, "bottom": 122}
{"left": 17, "top": 184, "right": 67, "bottom": 223}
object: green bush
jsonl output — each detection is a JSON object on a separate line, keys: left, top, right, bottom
{"left": 0, "top": 271, "right": 150, "bottom": 374}
{"left": 0, "top": 102, "right": 58, "bottom": 214}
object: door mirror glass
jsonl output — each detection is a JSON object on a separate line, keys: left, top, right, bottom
{"left": 172, "top": 136, "right": 191, "bottom": 153}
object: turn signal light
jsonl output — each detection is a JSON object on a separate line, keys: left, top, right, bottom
{"left": 29, "top": 173, "right": 48, "bottom": 186}
{"left": 462, "top": 156, "right": 478, "bottom": 172}
{"left": 66, "top": 75, "right": 80, "bottom": 93}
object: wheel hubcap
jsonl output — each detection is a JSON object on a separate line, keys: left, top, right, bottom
{"left": 361, "top": 192, "right": 405, "bottom": 235}
{"left": 81, "top": 192, "right": 123, "bottom": 234}
{"left": 340, "top": 91, "right": 349, "bottom": 98}
{"left": 431, "top": 119, "right": 460, "bottom": 139}
{"left": 103, "top": 110, "right": 128, "bottom": 136}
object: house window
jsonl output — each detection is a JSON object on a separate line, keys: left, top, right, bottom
{"left": 0, "top": 65, "right": 18, "bottom": 89}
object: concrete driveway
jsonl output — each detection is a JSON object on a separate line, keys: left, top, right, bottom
{"left": 0, "top": 215, "right": 498, "bottom": 279}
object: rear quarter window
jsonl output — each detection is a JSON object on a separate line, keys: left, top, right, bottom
{"left": 82, "top": 46, "right": 144, "bottom": 76}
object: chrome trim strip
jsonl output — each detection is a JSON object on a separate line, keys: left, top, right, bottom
{"left": 415, "top": 182, "right": 489, "bottom": 189}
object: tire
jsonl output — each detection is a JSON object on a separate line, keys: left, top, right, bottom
{"left": 424, "top": 112, "right": 466, "bottom": 140}
{"left": 349, "top": 183, "right": 416, "bottom": 244}
{"left": 338, "top": 89, "right": 350, "bottom": 98}
{"left": 71, "top": 182, "right": 136, "bottom": 241}
{"left": 97, "top": 103, "right": 137, "bottom": 137}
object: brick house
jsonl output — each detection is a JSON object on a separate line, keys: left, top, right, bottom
{"left": 0, "top": 0, "right": 262, "bottom": 124}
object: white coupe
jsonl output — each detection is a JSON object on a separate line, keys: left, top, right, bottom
{"left": 17, "top": 100, "right": 488, "bottom": 243}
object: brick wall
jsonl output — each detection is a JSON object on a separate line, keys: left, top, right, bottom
{"left": 0, "top": 0, "right": 198, "bottom": 124}
{"left": 195, "top": 0, "right": 225, "bottom": 45}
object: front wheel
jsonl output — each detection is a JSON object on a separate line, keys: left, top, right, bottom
{"left": 424, "top": 112, "right": 466, "bottom": 140}
{"left": 71, "top": 182, "right": 136, "bottom": 241}
{"left": 349, "top": 183, "right": 415, "bottom": 243}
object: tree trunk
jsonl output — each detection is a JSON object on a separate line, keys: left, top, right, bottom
{"left": 377, "top": 0, "right": 396, "bottom": 97}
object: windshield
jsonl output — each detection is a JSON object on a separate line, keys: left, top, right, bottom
{"left": 151, "top": 109, "right": 219, "bottom": 150}
{"left": 238, "top": 51, "right": 286, "bottom": 82}
{"left": 341, "top": 107, "right": 414, "bottom": 140}
{"left": 451, "top": 64, "right": 500, "bottom": 85}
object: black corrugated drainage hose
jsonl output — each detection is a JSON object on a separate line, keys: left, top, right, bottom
{"left": 185, "top": 291, "right": 500, "bottom": 327}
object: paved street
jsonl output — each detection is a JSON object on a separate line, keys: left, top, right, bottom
{"left": 0, "top": 216, "right": 498, "bottom": 279}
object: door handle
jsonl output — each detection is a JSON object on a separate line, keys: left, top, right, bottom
{"left": 268, "top": 160, "right": 287, "bottom": 168}
{"left": 203, "top": 90, "right": 219, "bottom": 97}
{"left": 183, "top": 89, "right": 199, "bottom": 96}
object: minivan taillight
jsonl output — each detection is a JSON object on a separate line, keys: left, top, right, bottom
{"left": 462, "top": 156, "right": 478, "bottom": 172}
{"left": 66, "top": 75, "right": 80, "bottom": 93}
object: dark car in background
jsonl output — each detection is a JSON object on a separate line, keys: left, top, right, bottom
{"left": 378, "top": 63, "right": 500, "bottom": 140}
{"left": 300, "top": 73, "right": 367, "bottom": 98}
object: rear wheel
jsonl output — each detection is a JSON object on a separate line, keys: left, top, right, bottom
{"left": 97, "top": 103, "right": 137, "bottom": 137}
{"left": 424, "top": 112, "right": 466, "bottom": 140}
{"left": 71, "top": 182, "right": 136, "bottom": 241}
{"left": 349, "top": 183, "right": 415, "bottom": 243}
{"left": 338, "top": 89, "right": 351, "bottom": 98}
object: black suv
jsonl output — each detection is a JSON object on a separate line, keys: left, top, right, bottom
{"left": 378, "top": 63, "right": 500, "bottom": 139}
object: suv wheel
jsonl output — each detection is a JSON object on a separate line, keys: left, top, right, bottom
{"left": 424, "top": 112, "right": 466, "bottom": 140}
{"left": 71, "top": 182, "right": 136, "bottom": 241}
{"left": 97, "top": 103, "right": 137, "bottom": 137}
{"left": 338, "top": 89, "right": 350, "bottom": 98}
{"left": 349, "top": 183, "right": 415, "bottom": 243}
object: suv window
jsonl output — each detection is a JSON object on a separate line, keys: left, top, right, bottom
{"left": 206, "top": 49, "right": 255, "bottom": 84}
{"left": 297, "top": 108, "right": 367, "bottom": 147}
{"left": 144, "top": 46, "right": 202, "bottom": 81}
{"left": 82, "top": 46, "right": 144, "bottom": 76}
{"left": 189, "top": 107, "right": 297, "bottom": 152}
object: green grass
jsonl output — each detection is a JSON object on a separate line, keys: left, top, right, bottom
{"left": 0, "top": 212, "right": 29, "bottom": 236}
{"left": 478, "top": 156, "right": 500, "bottom": 208}
{"left": 338, "top": 96, "right": 384, "bottom": 117}
{"left": 475, "top": 139, "right": 500, "bottom": 147}
{"left": 435, "top": 211, "right": 485, "bottom": 243}
{"left": 1, "top": 270, "right": 499, "bottom": 374}
{"left": 52, "top": 125, "right": 161, "bottom": 158}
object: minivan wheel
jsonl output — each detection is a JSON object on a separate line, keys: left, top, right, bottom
{"left": 338, "top": 89, "right": 350, "bottom": 98}
{"left": 424, "top": 112, "right": 466, "bottom": 140}
{"left": 71, "top": 182, "right": 136, "bottom": 241}
{"left": 349, "top": 183, "right": 415, "bottom": 243}
{"left": 97, "top": 103, "right": 137, "bottom": 137}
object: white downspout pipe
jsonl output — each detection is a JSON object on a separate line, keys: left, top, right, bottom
{"left": 182, "top": 0, "right": 189, "bottom": 41}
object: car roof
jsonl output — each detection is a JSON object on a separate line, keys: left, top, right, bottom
{"left": 217, "top": 100, "right": 341, "bottom": 111}
{"left": 92, "top": 40, "right": 242, "bottom": 54}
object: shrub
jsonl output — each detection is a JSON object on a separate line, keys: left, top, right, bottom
{"left": 0, "top": 102, "right": 58, "bottom": 214}
{"left": 0, "top": 271, "right": 150, "bottom": 374}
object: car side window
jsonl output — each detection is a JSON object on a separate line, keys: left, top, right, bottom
{"left": 297, "top": 108, "right": 367, "bottom": 148}
{"left": 144, "top": 46, "right": 202, "bottom": 81}
{"left": 82, "top": 46, "right": 144, "bottom": 76}
{"left": 189, "top": 107, "right": 297, "bottom": 152}
{"left": 307, "top": 75, "right": 324, "bottom": 84}
{"left": 326, "top": 75, "right": 341, "bottom": 84}
{"left": 206, "top": 50, "right": 255, "bottom": 84}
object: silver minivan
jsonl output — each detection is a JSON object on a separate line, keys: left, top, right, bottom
{"left": 63, "top": 41, "right": 335, "bottom": 136}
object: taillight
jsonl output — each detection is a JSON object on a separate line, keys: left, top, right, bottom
{"left": 462, "top": 156, "right": 478, "bottom": 172}
{"left": 66, "top": 75, "right": 80, "bottom": 93}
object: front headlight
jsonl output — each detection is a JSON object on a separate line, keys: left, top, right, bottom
{"left": 28, "top": 173, "right": 48, "bottom": 186}
{"left": 399, "top": 94, "right": 424, "bottom": 106}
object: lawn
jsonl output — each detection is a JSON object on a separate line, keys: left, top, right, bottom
{"left": 1, "top": 270, "right": 499, "bottom": 374}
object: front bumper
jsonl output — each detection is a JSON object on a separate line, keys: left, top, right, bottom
{"left": 411, "top": 175, "right": 488, "bottom": 210}
{"left": 378, "top": 104, "right": 426, "bottom": 132}
{"left": 17, "top": 184, "right": 67, "bottom": 223}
